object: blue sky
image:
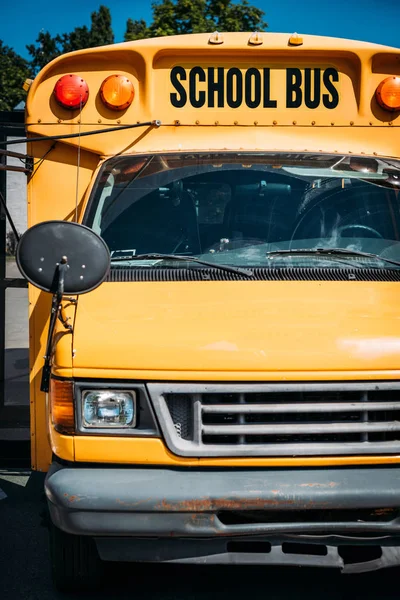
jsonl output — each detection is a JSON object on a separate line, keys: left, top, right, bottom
{"left": 2, "top": 0, "right": 400, "bottom": 59}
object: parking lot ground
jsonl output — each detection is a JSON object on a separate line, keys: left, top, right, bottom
{"left": 1, "top": 468, "right": 400, "bottom": 600}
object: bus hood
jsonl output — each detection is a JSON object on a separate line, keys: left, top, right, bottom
{"left": 71, "top": 280, "right": 400, "bottom": 378}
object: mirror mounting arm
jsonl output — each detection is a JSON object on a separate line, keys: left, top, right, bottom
{"left": 40, "top": 258, "right": 69, "bottom": 393}
{"left": 58, "top": 305, "right": 73, "bottom": 331}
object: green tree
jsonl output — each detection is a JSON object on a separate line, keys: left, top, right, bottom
{"left": 26, "top": 31, "right": 63, "bottom": 75}
{"left": 124, "top": 0, "right": 267, "bottom": 41}
{"left": 60, "top": 26, "right": 91, "bottom": 53}
{"left": 124, "top": 19, "right": 150, "bottom": 42}
{"left": 27, "top": 5, "right": 114, "bottom": 73}
{"left": 89, "top": 5, "right": 114, "bottom": 47}
{"left": 0, "top": 40, "right": 31, "bottom": 111}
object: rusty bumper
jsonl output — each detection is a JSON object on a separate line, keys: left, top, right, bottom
{"left": 45, "top": 463, "right": 400, "bottom": 571}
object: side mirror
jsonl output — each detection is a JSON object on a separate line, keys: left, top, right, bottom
{"left": 16, "top": 220, "right": 110, "bottom": 392}
{"left": 16, "top": 220, "right": 110, "bottom": 294}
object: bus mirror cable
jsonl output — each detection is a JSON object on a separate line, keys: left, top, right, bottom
{"left": 0, "top": 120, "right": 162, "bottom": 147}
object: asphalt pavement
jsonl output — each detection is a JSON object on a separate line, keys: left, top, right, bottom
{"left": 1, "top": 469, "right": 400, "bottom": 600}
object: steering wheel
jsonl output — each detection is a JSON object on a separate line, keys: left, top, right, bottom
{"left": 338, "top": 224, "right": 383, "bottom": 239}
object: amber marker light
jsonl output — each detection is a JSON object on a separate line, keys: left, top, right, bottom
{"left": 50, "top": 379, "right": 75, "bottom": 434}
{"left": 376, "top": 77, "right": 400, "bottom": 112}
{"left": 53, "top": 74, "right": 89, "bottom": 110}
{"left": 100, "top": 74, "right": 135, "bottom": 110}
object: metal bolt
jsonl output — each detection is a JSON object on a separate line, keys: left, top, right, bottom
{"left": 331, "top": 122, "right": 335, "bottom": 126}
{"left": 38, "top": 268, "right": 42, "bottom": 272}
{"left": 80, "top": 276, "right": 84, "bottom": 280}
{"left": 350, "top": 121, "right": 354, "bottom": 126}
{"left": 254, "top": 121, "right": 258, "bottom": 126}
{"left": 311, "top": 121, "right": 316, "bottom": 126}
{"left": 38, "top": 119, "right": 41, "bottom": 123}
{"left": 98, "top": 119, "right": 102, "bottom": 124}
{"left": 195, "top": 120, "right": 200, "bottom": 125}
{"left": 117, "top": 120, "right": 121, "bottom": 124}
{"left": 215, "top": 121, "right": 219, "bottom": 125}
{"left": 273, "top": 120, "right": 277, "bottom": 125}
{"left": 234, "top": 121, "right": 238, "bottom": 125}
{"left": 174, "top": 120, "right": 180, "bottom": 126}
{"left": 82, "top": 265, "right": 86, "bottom": 269}
{"left": 292, "top": 120, "right": 297, "bottom": 125}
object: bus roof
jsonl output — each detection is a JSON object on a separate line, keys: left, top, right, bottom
{"left": 25, "top": 32, "right": 400, "bottom": 159}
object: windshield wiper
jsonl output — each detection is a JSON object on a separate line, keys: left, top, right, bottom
{"left": 110, "top": 253, "right": 254, "bottom": 277}
{"left": 265, "top": 247, "right": 400, "bottom": 268}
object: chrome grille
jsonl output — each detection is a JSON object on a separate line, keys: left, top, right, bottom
{"left": 147, "top": 382, "right": 400, "bottom": 457}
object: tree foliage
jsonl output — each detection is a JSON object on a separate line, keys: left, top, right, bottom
{"left": 27, "top": 5, "right": 114, "bottom": 74}
{"left": 124, "top": 0, "right": 267, "bottom": 41}
{"left": 26, "top": 31, "right": 64, "bottom": 75}
{"left": 0, "top": 40, "right": 31, "bottom": 111}
{"left": 1, "top": 2, "right": 268, "bottom": 111}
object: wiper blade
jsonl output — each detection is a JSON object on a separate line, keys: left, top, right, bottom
{"left": 110, "top": 253, "right": 253, "bottom": 277}
{"left": 266, "top": 247, "right": 400, "bottom": 268}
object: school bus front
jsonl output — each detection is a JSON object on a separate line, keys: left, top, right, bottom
{"left": 23, "top": 32, "right": 400, "bottom": 589}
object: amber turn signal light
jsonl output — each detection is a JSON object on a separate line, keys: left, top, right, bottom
{"left": 100, "top": 74, "right": 134, "bottom": 110}
{"left": 376, "top": 76, "right": 400, "bottom": 112}
{"left": 50, "top": 378, "right": 75, "bottom": 434}
{"left": 53, "top": 74, "right": 89, "bottom": 110}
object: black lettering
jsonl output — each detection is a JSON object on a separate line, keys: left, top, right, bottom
{"left": 323, "top": 68, "right": 339, "bottom": 109}
{"left": 304, "top": 68, "right": 321, "bottom": 109}
{"left": 245, "top": 68, "right": 261, "bottom": 108}
{"left": 286, "top": 68, "right": 302, "bottom": 108}
{"left": 208, "top": 67, "right": 224, "bottom": 108}
{"left": 263, "top": 68, "right": 277, "bottom": 108}
{"left": 189, "top": 67, "right": 206, "bottom": 108}
{"left": 226, "top": 68, "right": 243, "bottom": 108}
{"left": 170, "top": 67, "right": 187, "bottom": 108}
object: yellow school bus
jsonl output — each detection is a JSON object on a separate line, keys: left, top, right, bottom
{"left": 19, "top": 31, "right": 400, "bottom": 589}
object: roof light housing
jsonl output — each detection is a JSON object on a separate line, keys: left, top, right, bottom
{"left": 53, "top": 74, "right": 89, "bottom": 110}
{"left": 376, "top": 76, "right": 400, "bottom": 112}
{"left": 100, "top": 75, "right": 135, "bottom": 111}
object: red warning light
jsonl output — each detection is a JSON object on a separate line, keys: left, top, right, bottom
{"left": 53, "top": 74, "right": 89, "bottom": 110}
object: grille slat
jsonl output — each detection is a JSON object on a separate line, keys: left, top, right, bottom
{"left": 202, "top": 421, "right": 400, "bottom": 436}
{"left": 202, "top": 402, "right": 400, "bottom": 414}
{"left": 147, "top": 382, "right": 400, "bottom": 457}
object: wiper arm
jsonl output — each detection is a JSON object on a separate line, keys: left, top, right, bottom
{"left": 110, "top": 253, "right": 253, "bottom": 277}
{"left": 266, "top": 247, "right": 400, "bottom": 268}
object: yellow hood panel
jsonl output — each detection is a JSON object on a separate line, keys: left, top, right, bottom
{"left": 71, "top": 280, "right": 400, "bottom": 376}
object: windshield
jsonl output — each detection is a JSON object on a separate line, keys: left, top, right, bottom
{"left": 85, "top": 152, "right": 400, "bottom": 269}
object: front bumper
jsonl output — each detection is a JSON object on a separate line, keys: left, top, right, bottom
{"left": 45, "top": 463, "right": 400, "bottom": 572}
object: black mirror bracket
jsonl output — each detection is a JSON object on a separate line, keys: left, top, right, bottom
{"left": 41, "top": 257, "right": 71, "bottom": 393}
{"left": 17, "top": 220, "right": 111, "bottom": 392}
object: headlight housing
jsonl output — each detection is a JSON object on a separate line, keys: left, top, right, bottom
{"left": 82, "top": 390, "right": 136, "bottom": 428}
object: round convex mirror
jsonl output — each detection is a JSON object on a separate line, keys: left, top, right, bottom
{"left": 16, "top": 220, "right": 110, "bottom": 294}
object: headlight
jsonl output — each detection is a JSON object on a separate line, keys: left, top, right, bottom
{"left": 82, "top": 390, "right": 136, "bottom": 428}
